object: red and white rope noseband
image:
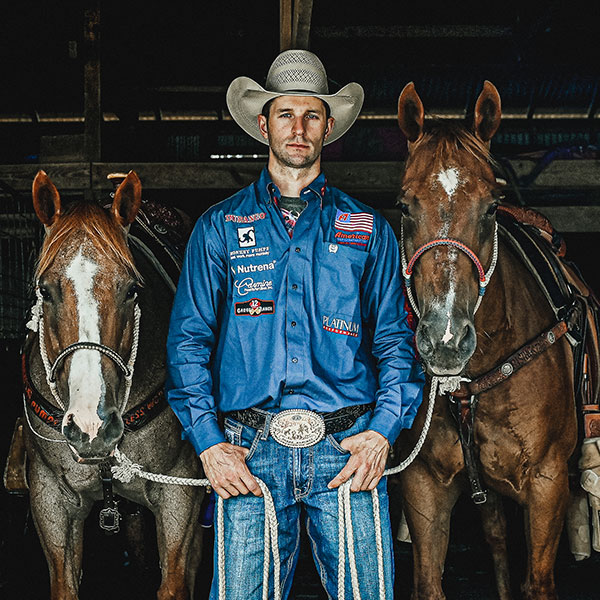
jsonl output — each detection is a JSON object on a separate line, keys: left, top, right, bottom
{"left": 400, "top": 221, "right": 498, "bottom": 318}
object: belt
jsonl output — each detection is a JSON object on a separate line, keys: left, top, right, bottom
{"left": 225, "top": 403, "right": 374, "bottom": 448}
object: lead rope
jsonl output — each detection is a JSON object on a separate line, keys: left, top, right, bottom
{"left": 112, "top": 375, "right": 461, "bottom": 600}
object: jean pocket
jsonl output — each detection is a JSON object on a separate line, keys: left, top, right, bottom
{"left": 325, "top": 433, "right": 351, "bottom": 455}
{"left": 223, "top": 417, "right": 243, "bottom": 446}
{"left": 243, "top": 426, "right": 262, "bottom": 463}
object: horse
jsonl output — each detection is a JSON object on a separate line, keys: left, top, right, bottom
{"left": 395, "top": 82, "right": 578, "bottom": 600}
{"left": 22, "top": 171, "right": 204, "bottom": 600}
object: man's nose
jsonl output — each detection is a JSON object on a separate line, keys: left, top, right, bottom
{"left": 292, "top": 117, "right": 305, "bottom": 136}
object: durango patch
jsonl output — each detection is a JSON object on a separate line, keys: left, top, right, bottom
{"left": 235, "top": 298, "right": 275, "bottom": 317}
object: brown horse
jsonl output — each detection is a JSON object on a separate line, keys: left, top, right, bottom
{"left": 396, "top": 82, "right": 577, "bottom": 599}
{"left": 23, "top": 171, "right": 204, "bottom": 599}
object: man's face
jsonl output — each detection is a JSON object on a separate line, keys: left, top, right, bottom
{"left": 258, "top": 96, "right": 335, "bottom": 169}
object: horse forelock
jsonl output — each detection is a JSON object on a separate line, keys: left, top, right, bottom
{"left": 35, "top": 202, "right": 141, "bottom": 282}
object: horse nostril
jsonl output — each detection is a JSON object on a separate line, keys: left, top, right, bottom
{"left": 102, "top": 409, "right": 124, "bottom": 444}
{"left": 417, "top": 325, "right": 434, "bottom": 358}
{"left": 458, "top": 323, "right": 476, "bottom": 354}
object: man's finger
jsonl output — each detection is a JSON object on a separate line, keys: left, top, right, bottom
{"left": 328, "top": 459, "right": 358, "bottom": 489}
{"left": 240, "top": 471, "right": 263, "bottom": 497}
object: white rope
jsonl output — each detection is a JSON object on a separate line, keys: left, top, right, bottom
{"left": 111, "top": 377, "right": 457, "bottom": 600}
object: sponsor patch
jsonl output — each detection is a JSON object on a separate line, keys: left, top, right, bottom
{"left": 237, "top": 226, "right": 256, "bottom": 247}
{"left": 235, "top": 298, "right": 275, "bottom": 317}
{"left": 322, "top": 314, "right": 360, "bottom": 337}
{"left": 235, "top": 277, "right": 274, "bottom": 296}
{"left": 236, "top": 260, "right": 276, "bottom": 273}
{"left": 230, "top": 246, "right": 270, "bottom": 261}
{"left": 225, "top": 212, "right": 266, "bottom": 223}
{"left": 334, "top": 210, "right": 374, "bottom": 233}
{"left": 334, "top": 230, "right": 370, "bottom": 248}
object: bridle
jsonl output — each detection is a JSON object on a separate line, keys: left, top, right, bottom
{"left": 29, "top": 286, "right": 142, "bottom": 415}
{"left": 399, "top": 220, "right": 499, "bottom": 319}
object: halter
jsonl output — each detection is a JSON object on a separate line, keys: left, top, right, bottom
{"left": 400, "top": 220, "right": 499, "bottom": 318}
{"left": 27, "top": 286, "right": 141, "bottom": 417}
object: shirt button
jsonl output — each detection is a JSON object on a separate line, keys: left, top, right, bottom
{"left": 292, "top": 284, "right": 298, "bottom": 290}
{"left": 291, "top": 321, "right": 297, "bottom": 327}
{"left": 288, "top": 389, "right": 294, "bottom": 394}
{"left": 292, "top": 357, "right": 298, "bottom": 363}
{"left": 295, "top": 247, "right": 301, "bottom": 253}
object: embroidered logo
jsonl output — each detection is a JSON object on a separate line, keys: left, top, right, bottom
{"left": 235, "top": 298, "right": 275, "bottom": 316}
{"left": 334, "top": 231, "right": 370, "bottom": 248}
{"left": 322, "top": 314, "right": 360, "bottom": 337}
{"left": 236, "top": 260, "right": 276, "bottom": 273}
{"left": 328, "top": 244, "right": 338, "bottom": 253}
{"left": 225, "top": 212, "right": 266, "bottom": 223}
{"left": 234, "top": 278, "right": 274, "bottom": 296}
{"left": 334, "top": 210, "right": 374, "bottom": 233}
{"left": 237, "top": 226, "right": 256, "bottom": 248}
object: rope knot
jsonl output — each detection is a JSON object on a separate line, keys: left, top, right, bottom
{"left": 437, "top": 376, "right": 463, "bottom": 395}
{"left": 111, "top": 448, "right": 143, "bottom": 483}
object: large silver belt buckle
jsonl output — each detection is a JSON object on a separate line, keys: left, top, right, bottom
{"left": 270, "top": 409, "right": 326, "bottom": 448}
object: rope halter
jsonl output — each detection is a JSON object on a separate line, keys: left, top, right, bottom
{"left": 400, "top": 220, "right": 499, "bottom": 318}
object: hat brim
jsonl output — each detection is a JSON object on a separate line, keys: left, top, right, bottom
{"left": 226, "top": 77, "right": 364, "bottom": 146}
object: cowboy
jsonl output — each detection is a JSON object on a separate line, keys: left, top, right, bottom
{"left": 166, "top": 50, "right": 424, "bottom": 599}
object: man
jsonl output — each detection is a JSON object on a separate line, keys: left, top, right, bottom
{"left": 166, "top": 50, "right": 424, "bottom": 599}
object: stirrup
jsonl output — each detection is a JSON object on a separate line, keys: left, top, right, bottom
{"left": 3, "top": 417, "right": 29, "bottom": 495}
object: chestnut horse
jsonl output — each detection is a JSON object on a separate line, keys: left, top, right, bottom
{"left": 23, "top": 171, "right": 204, "bottom": 599}
{"left": 396, "top": 82, "right": 577, "bottom": 599}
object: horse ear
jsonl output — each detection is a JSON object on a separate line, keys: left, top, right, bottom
{"left": 112, "top": 171, "right": 142, "bottom": 226}
{"left": 398, "top": 82, "right": 424, "bottom": 143}
{"left": 32, "top": 170, "right": 61, "bottom": 226}
{"left": 474, "top": 81, "right": 501, "bottom": 142}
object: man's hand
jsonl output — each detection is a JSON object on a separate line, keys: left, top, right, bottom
{"left": 200, "top": 442, "right": 263, "bottom": 499}
{"left": 328, "top": 430, "right": 390, "bottom": 492}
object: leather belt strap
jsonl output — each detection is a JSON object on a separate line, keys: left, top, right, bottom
{"left": 450, "top": 320, "right": 568, "bottom": 399}
{"left": 226, "top": 402, "right": 375, "bottom": 435}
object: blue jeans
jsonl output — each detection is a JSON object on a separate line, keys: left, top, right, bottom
{"left": 208, "top": 411, "right": 394, "bottom": 600}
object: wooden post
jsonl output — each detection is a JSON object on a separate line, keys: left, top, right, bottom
{"left": 280, "top": 0, "right": 292, "bottom": 51}
{"left": 84, "top": 3, "right": 101, "bottom": 166}
{"left": 292, "top": 0, "right": 313, "bottom": 49}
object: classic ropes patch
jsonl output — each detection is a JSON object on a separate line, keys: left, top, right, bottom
{"left": 235, "top": 298, "right": 275, "bottom": 316}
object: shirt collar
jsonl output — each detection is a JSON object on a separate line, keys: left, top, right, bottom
{"left": 259, "top": 167, "right": 326, "bottom": 209}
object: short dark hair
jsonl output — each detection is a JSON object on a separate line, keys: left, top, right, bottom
{"left": 261, "top": 97, "right": 331, "bottom": 121}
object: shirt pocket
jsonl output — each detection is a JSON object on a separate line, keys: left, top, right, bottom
{"left": 316, "top": 242, "right": 368, "bottom": 316}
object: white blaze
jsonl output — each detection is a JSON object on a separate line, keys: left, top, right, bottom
{"left": 437, "top": 167, "right": 460, "bottom": 198}
{"left": 441, "top": 318, "right": 454, "bottom": 344}
{"left": 64, "top": 249, "right": 104, "bottom": 442}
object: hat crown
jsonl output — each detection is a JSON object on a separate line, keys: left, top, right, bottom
{"left": 265, "top": 50, "right": 330, "bottom": 95}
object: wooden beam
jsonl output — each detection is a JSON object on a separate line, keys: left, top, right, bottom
{"left": 292, "top": 0, "right": 313, "bottom": 50}
{"left": 280, "top": 0, "right": 292, "bottom": 52}
{"left": 312, "top": 25, "right": 513, "bottom": 39}
{"left": 83, "top": 3, "right": 101, "bottom": 163}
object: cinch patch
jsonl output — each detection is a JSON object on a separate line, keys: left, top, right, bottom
{"left": 334, "top": 210, "right": 374, "bottom": 233}
{"left": 235, "top": 298, "right": 275, "bottom": 317}
{"left": 237, "top": 226, "right": 256, "bottom": 247}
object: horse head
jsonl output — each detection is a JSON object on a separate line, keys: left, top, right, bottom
{"left": 397, "top": 81, "right": 502, "bottom": 376}
{"left": 32, "top": 171, "right": 142, "bottom": 462}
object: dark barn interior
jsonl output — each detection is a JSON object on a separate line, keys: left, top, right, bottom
{"left": 1, "top": 1, "right": 600, "bottom": 598}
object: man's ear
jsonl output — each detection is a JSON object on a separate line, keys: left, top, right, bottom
{"left": 324, "top": 116, "right": 335, "bottom": 141}
{"left": 257, "top": 114, "right": 269, "bottom": 140}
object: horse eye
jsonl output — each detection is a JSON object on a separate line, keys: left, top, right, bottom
{"left": 486, "top": 201, "right": 499, "bottom": 216}
{"left": 126, "top": 284, "right": 139, "bottom": 300}
{"left": 38, "top": 286, "right": 51, "bottom": 301}
{"left": 399, "top": 202, "right": 410, "bottom": 216}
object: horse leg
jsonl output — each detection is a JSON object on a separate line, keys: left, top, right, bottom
{"left": 152, "top": 485, "right": 204, "bottom": 600}
{"left": 478, "top": 489, "right": 512, "bottom": 600}
{"left": 28, "top": 467, "right": 90, "bottom": 600}
{"left": 521, "top": 465, "right": 569, "bottom": 600}
{"left": 401, "top": 463, "right": 461, "bottom": 600}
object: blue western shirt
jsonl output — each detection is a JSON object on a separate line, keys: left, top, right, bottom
{"left": 166, "top": 168, "right": 424, "bottom": 455}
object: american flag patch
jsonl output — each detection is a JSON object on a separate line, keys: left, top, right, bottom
{"left": 334, "top": 210, "right": 374, "bottom": 233}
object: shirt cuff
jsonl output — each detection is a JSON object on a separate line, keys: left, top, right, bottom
{"left": 184, "top": 415, "right": 226, "bottom": 456}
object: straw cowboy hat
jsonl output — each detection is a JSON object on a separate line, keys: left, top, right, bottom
{"left": 226, "top": 50, "right": 364, "bottom": 146}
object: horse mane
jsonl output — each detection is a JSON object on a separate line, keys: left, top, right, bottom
{"left": 414, "top": 119, "right": 497, "bottom": 169}
{"left": 35, "top": 201, "right": 141, "bottom": 281}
